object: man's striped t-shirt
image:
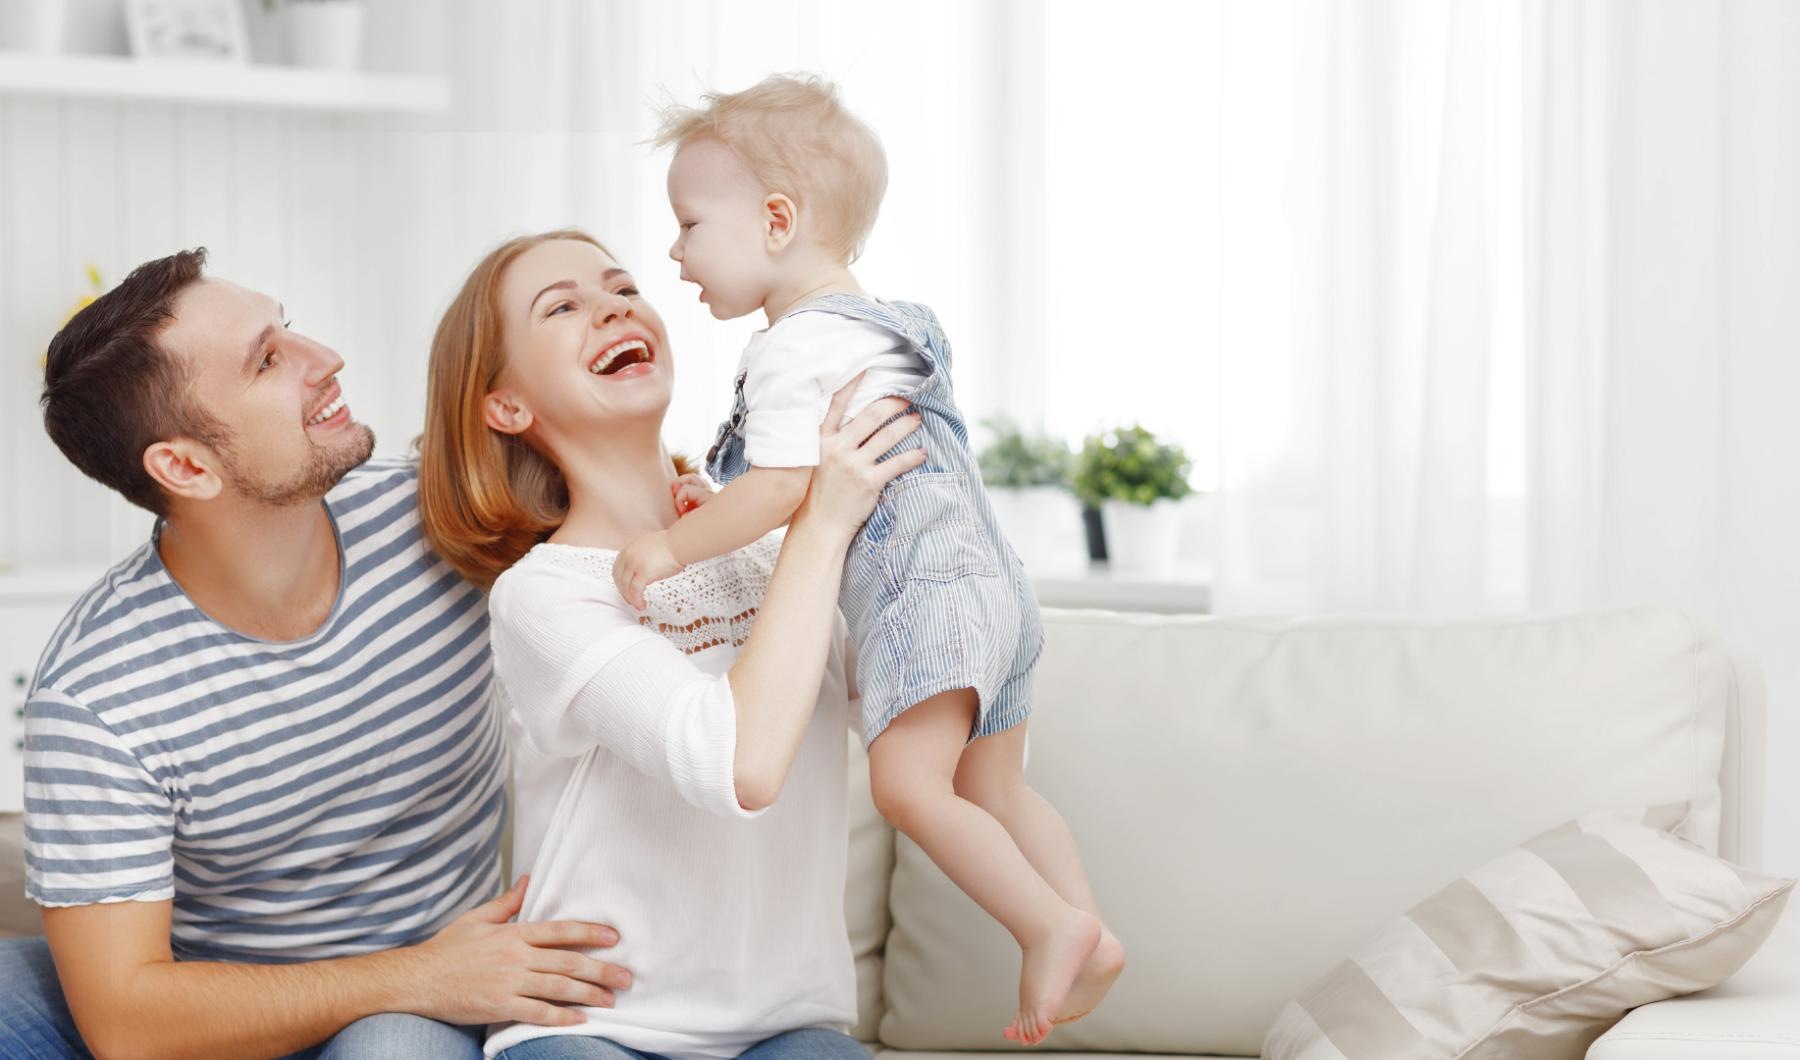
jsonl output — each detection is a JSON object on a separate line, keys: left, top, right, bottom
{"left": 22, "top": 458, "right": 505, "bottom": 963}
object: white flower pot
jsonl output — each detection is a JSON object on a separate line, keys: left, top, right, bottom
{"left": 988, "top": 486, "right": 1084, "bottom": 570}
{"left": 287, "top": 0, "right": 363, "bottom": 69}
{"left": 0, "top": 0, "right": 67, "bottom": 53}
{"left": 1101, "top": 498, "right": 1183, "bottom": 573}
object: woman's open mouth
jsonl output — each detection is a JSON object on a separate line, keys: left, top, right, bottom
{"left": 587, "top": 337, "right": 655, "bottom": 379}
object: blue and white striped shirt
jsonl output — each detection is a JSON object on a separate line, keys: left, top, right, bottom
{"left": 22, "top": 459, "right": 505, "bottom": 963}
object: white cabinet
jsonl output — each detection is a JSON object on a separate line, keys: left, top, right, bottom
{"left": 0, "top": 568, "right": 105, "bottom": 813}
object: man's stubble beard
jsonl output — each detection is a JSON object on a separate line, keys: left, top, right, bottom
{"left": 221, "top": 423, "right": 377, "bottom": 507}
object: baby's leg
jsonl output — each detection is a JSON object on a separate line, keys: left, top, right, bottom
{"left": 956, "top": 724, "right": 1127, "bottom": 1037}
{"left": 867, "top": 689, "right": 1099, "bottom": 1048}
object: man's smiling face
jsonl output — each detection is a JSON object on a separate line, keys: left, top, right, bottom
{"left": 159, "top": 277, "right": 374, "bottom": 506}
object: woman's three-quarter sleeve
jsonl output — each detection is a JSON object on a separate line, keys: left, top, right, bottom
{"left": 488, "top": 561, "right": 764, "bottom": 819}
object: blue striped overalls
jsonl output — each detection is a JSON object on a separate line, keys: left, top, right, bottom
{"left": 705, "top": 294, "right": 1043, "bottom": 744}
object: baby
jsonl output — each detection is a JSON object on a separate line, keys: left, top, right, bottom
{"left": 614, "top": 74, "right": 1124, "bottom": 1046}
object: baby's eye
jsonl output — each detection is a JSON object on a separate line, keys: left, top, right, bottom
{"left": 679, "top": 222, "right": 696, "bottom": 232}
{"left": 616, "top": 286, "right": 641, "bottom": 297}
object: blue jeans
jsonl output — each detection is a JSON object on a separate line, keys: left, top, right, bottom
{"left": 0, "top": 936, "right": 482, "bottom": 1060}
{"left": 497, "top": 1028, "right": 870, "bottom": 1060}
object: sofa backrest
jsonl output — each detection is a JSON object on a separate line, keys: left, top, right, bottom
{"left": 853, "top": 606, "right": 1762, "bottom": 1056}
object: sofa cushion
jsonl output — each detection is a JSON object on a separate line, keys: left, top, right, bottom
{"left": 1261, "top": 806, "right": 1793, "bottom": 1059}
{"left": 846, "top": 733, "right": 895, "bottom": 1041}
{"left": 877, "top": 608, "right": 1738, "bottom": 1056}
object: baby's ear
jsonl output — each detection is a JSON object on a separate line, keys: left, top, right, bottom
{"left": 763, "top": 193, "right": 797, "bottom": 251}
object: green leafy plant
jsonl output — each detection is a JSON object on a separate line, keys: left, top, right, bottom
{"left": 977, "top": 417, "right": 1072, "bottom": 489}
{"left": 1071, "top": 424, "right": 1194, "bottom": 507}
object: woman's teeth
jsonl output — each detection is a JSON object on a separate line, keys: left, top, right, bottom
{"left": 306, "top": 395, "right": 345, "bottom": 426}
{"left": 591, "top": 339, "right": 650, "bottom": 375}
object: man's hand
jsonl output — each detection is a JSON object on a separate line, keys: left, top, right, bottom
{"left": 672, "top": 472, "right": 714, "bottom": 516}
{"left": 613, "top": 530, "right": 684, "bottom": 609}
{"left": 395, "top": 875, "right": 631, "bottom": 1028}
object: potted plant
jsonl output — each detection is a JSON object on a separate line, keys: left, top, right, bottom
{"left": 1072, "top": 424, "right": 1194, "bottom": 572}
{"left": 264, "top": 0, "right": 363, "bottom": 69}
{"left": 976, "top": 418, "right": 1081, "bottom": 568}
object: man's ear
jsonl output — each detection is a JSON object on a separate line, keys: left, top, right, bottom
{"left": 763, "top": 193, "right": 797, "bottom": 252}
{"left": 143, "top": 438, "right": 223, "bottom": 503}
{"left": 484, "top": 389, "right": 534, "bottom": 436}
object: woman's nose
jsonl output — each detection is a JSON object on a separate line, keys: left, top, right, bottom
{"left": 593, "top": 295, "right": 632, "bottom": 326}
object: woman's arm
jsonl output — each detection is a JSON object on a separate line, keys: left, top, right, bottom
{"left": 492, "top": 383, "right": 920, "bottom": 814}
{"left": 725, "top": 388, "right": 922, "bottom": 808}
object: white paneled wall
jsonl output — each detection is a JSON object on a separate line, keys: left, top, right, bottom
{"left": 4, "top": 102, "right": 408, "bottom": 564}
{"left": 0, "top": 0, "right": 582, "bottom": 568}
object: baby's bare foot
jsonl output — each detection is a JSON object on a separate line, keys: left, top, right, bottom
{"left": 1003, "top": 908, "right": 1101, "bottom": 1047}
{"left": 1052, "top": 927, "right": 1125, "bottom": 1026}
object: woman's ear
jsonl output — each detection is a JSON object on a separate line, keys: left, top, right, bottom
{"left": 484, "top": 390, "right": 534, "bottom": 436}
{"left": 764, "top": 193, "right": 797, "bottom": 252}
{"left": 143, "top": 439, "right": 223, "bottom": 504}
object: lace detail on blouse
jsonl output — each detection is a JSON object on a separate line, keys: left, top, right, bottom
{"left": 529, "top": 533, "right": 784, "bottom": 656}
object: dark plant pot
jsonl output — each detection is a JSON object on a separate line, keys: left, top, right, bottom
{"left": 1081, "top": 504, "right": 1108, "bottom": 562}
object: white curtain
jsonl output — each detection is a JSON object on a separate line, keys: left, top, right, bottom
{"left": 1209, "top": 0, "right": 1800, "bottom": 872}
{"left": 425, "top": 0, "right": 1798, "bottom": 872}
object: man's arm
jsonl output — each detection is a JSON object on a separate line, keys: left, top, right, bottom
{"left": 44, "top": 876, "right": 628, "bottom": 1060}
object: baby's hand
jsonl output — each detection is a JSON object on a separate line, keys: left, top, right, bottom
{"left": 672, "top": 473, "right": 713, "bottom": 516}
{"left": 614, "top": 530, "right": 684, "bottom": 609}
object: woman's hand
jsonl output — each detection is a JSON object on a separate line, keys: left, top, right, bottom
{"left": 793, "top": 375, "right": 925, "bottom": 540}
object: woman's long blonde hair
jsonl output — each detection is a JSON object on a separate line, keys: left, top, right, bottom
{"left": 417, "top": 228, "right": 687, "bottom": 590}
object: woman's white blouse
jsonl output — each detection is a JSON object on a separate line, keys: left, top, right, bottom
{"left": 482, "top": 533, "right": 858, "bottom": 1060}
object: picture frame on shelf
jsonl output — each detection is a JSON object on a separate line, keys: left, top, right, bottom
{"left": 123, "top": 0, "right": 249, "bottom": 62}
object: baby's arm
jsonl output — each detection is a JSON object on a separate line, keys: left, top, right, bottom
{"left": 613, "top": 467, "right": 811, "bottom": 608}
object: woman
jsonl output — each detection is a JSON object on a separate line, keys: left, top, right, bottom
{"left": 418, "top": 229, "right": 924, "bottom": 1060}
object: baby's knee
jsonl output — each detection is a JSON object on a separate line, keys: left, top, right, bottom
{"left": 870, "top": 770, "right": 926, "bottom": 828}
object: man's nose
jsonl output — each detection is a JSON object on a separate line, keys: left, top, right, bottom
{"left": 300, "top": 336, "right": 345, "bottom": 384}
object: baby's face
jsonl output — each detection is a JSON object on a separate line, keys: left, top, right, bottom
{"left": 666, "top": 138, "right": 775, "bottom": 320}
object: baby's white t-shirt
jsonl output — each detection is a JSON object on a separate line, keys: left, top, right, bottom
{"left": 740, "top": 309, "right": 926, "bottom": 468}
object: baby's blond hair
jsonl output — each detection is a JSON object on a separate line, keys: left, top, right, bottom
{"left": 655, "top": 73, "right": 887, "bottom": 262}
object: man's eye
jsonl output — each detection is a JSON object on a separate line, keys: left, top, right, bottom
{"left": 259, "top": 352, "right": 276, "bottom": 372}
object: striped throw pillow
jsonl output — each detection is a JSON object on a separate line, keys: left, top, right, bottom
{"left": 1262, "top": 805, "right": 1795, "bottom": 1059}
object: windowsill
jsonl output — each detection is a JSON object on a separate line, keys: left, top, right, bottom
{"left": 1028, "top": 561, "right": 1212, "bottom": 615}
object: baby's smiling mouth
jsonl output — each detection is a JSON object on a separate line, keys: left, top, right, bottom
{"left": 588, "top": 337, "right": 653, "bottom": 376}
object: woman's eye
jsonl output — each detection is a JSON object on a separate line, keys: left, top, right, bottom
{"left": 548, "top": 302, "right": 574, "bottom": 316}
{"left": 259, "top": 352, "right": 276, "bottom": 372}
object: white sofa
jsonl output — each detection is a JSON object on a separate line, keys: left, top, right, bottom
{"left": 4, "top": 606, "right": 1797, "bottom": 1057}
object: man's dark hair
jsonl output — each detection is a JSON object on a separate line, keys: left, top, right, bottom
{"left": 41, "top": 248, "right": 230, "bottom": 517}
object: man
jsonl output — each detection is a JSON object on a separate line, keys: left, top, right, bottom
{"left": 0, "top": 250, "right": 629, "bottom": 1058}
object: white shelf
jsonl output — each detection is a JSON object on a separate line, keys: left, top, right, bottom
{"left": 0, "top": 52, "right": 449, "bottom": 114}
{"left": 1030, "top": 562, "right": 1212, "bottom": 614}
{"left": 0, "top": 563, "right": 109, "bottom": 603}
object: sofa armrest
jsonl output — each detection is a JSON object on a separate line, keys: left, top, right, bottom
{"left": 1585, "top": 994, "right": 1800, "bottom": 1058}
{"left": 1588, "top": 898, "right": 1800, "bottom": 1058}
